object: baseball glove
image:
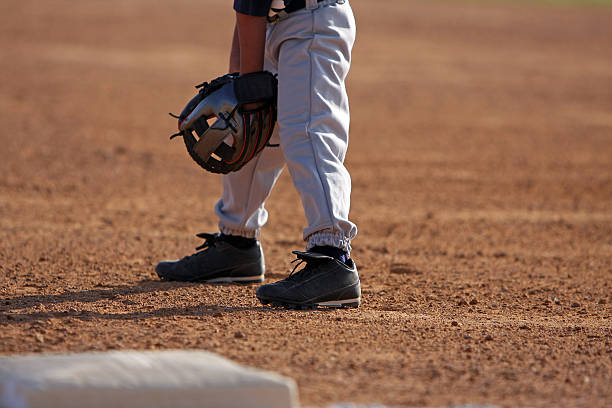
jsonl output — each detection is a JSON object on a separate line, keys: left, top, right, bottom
{"left": 170, "top": 71, "right": 278, "bottom": 174}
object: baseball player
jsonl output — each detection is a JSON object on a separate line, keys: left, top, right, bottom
{"left": 156, "top": 0, "right": 360, "bottom": 309}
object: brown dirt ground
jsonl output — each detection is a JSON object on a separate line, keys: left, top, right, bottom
{"left": 1, "top": 0, "right": 611, "bottom": 407}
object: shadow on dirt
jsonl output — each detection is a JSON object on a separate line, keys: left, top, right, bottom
{"left": 1, "top": 280, "right": 327, "bottom": 324}
{"left": 2, "top": 280, "right": 192, "bottom": 310}
{"left": 1, "top": 305, "right": 279, "bottom": 325}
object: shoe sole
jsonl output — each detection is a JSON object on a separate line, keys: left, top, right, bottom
{"left": 157, "top": 273, "right": 264, "bottom": 284}
{"left": 206, "top": 275, "right": 264, "bottom": 284}
{"left": 258, "top": 297, "right": 361, "bottom": 310}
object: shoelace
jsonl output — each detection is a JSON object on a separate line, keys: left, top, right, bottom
{"left": 194, "top": 232, "right": 219, "bottom": 251}
{"left": 287, "top": 256, "right": 322, "bottom": 281}
{"left": 179, "top": 233, "right": 218, "bottom": 263}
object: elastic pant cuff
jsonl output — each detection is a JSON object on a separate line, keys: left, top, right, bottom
{"left": 306, "top": 230, "right": 352, "bottom": 254}
{"left": 218, "top": 224, "right": 259, "bottom": 239}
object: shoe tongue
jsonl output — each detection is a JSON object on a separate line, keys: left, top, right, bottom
{"left": 288, "top": 252, "right": 326, "bottom": 280}
{"left": 292, "top": 250, "right": 334, "bottom": 263}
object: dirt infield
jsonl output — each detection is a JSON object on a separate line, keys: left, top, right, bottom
{"left": 1, "top": 0, "right": 611, "bottom": 407}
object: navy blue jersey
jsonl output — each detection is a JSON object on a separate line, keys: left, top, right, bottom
{"left": 234, "top": 0, "right": 274, "bottom": 17}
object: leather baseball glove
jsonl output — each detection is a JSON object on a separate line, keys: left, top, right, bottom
{"left": 170, "top": 71, "right": 278, "bottom": 174}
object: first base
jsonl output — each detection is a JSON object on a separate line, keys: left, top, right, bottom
{"left": 0, "top": 350, "right": 299, "bottom": 408}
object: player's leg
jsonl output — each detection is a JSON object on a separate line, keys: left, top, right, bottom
{"left": 156, "top": 138, "right": 285, "bottom": 283}
{"left": 268, "top": 0, "right": 357, "bottom": 252}
{"left": 214, "top": 129, "right": 285, "bottom": 240}
{"left": 256, "top": 0, "right": 360, "bottom": 308}
{"left": 155, "top": 150, "right": 285, "bottom": 283}
{"left": 156, "top": 53, "right": 287, "bottom": 283}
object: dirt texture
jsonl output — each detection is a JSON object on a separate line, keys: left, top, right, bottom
{"left": 1, "top": 0, "right": 611, "bottom": 407}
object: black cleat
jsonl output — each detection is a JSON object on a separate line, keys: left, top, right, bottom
{"left": 256, "top": 251, "right": 361, "bottom": 309}
{"left": 156, "top": 233, "right": 264, "bottom": 283}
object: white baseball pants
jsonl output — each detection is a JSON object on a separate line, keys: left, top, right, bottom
{"left": 215, "top": 0, "right": 357, "bottom": 253}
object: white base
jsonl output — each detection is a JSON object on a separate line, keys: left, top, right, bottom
{"left": 0, "top": 350, "right": 298, "bottom": 408}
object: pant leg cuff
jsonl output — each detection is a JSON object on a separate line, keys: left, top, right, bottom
{"left": 218, "top": 223, "right": 259, "bottom": 239}
{"left": 306, "top": 231, "right": 352, "bottom": 254}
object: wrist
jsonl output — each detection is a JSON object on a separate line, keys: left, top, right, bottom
{"left": 236, "top": 12, "right": 266, "bottom": 75}
{"left": 229, "top": 61, "right": 240, "bottom": 74}
{"left": 229, "top": 24, "right": 240, "bottom": 74}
